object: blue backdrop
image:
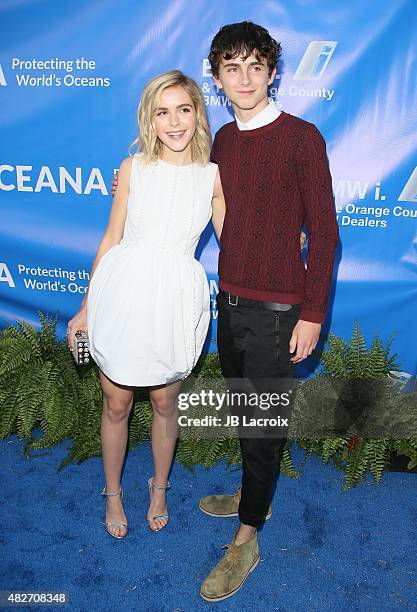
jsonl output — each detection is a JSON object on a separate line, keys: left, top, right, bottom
{"left": 1, "top": 0, "right": 416, "bottom": 378}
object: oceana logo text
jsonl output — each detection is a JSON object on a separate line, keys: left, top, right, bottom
{"left": 0, "top": 164, "right": 111, "bottom": 195}
{"left": 0, "top": 263, "right": 15, "bottom": 288}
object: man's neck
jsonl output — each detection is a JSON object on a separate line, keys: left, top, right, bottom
{"left": 233, "top": 97, "right": 270, "bottom": 124}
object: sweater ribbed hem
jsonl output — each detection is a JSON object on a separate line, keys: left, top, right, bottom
{"left": 219, "top": 279, "right": 302, "bottom": 305}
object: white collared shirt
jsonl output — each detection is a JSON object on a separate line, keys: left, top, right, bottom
{"left": 235, "top": 98, "right": 281, "bottom": 131}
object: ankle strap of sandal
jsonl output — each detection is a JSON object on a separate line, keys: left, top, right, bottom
{"left": 149, "top": 478, "right": 170, "bottom": 490}
{"left": 102, "top": 487, "right": 122, "bottom": 497}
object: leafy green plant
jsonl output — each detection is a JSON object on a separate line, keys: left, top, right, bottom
{"left": 0, "top": 314, "right": 248, "bottom": 472}
{"left": 0, "top": 315, "right": 415, "bottom": 489}
{"left": 293, "top": 322, "right": 416, "bottom": 489}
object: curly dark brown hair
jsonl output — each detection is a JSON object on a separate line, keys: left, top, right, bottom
{"left": 209, "top": 21, "right": 282, "bottom": 77}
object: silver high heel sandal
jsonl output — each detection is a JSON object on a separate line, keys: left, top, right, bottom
{"left": 102, "top": 487, "right": 128, "bottom": 539}
{"left": 147, "top": 477, "right": 170, "bottom": 532}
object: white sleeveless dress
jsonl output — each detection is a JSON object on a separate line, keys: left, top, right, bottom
{"left": 87, "top": 155, "right": 218, "bottom": 386}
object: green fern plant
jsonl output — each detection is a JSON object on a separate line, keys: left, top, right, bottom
{"left": 0, "top": 315, "right": 415, "bottom": 490}
{"left": 293, "top": 321, "right": 414, "bottom": 490}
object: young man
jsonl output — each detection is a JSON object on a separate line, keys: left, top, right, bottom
{"left": 198, "top": 21, "right": 339, "bottom": 602}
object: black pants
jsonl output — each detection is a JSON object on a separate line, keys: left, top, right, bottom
{"left": 217, "top": 291, "right": 300, "bottom": 528}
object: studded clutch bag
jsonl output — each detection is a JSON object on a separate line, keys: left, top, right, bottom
{"left": 72, "top": 330, "right": 90, "bottom": 365}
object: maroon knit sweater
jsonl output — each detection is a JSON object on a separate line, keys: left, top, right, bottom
{"left": 211, "top": 111, "right": 339, "bottom": 324}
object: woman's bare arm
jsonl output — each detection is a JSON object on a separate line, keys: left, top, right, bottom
{"left": 67, "top": 157, "right": 132, "bottom": 339}
{"left": 211, "top": 169, "right": 226, "bottom": 241}
{"left": 82, "top": 158, "right": 131, "bottom": 298}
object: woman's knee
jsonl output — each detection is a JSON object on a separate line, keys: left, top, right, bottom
{"left": 151, "top": 396, "right": 177, "bottom": 418}
{"left": 103, "top": 395, "right": 132, "bottom": 422}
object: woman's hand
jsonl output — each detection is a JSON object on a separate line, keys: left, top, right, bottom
{"left": 67, "top": 306, "right": 88, "bottom": 350}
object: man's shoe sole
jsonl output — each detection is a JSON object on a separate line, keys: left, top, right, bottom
{"left": 198, "top": 502, "right": 272, "bottom": 521}
{"left": 200, "top": 554, "right": 260, "bottom": 602}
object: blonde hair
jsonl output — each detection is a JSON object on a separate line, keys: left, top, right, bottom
{"left": 129, "top": 70, "right": 211, "bottom": 165}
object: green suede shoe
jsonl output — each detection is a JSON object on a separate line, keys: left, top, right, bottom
{"left": 199, "top": 486, "right": 272, "bottom": 520}
{"left": 200, "top": 530, "right": 260, "bottom": 602}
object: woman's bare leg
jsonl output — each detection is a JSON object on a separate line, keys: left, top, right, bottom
{"left": 147, "top": 380, "right": 181, "bottom": 530}
{"left": 100, "top": 370, "right": 134, "bottom": 537}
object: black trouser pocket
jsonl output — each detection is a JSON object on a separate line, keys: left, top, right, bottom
{"left": 274, "top": 313, "right": 280, "bottom": 362}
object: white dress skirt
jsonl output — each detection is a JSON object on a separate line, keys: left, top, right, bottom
{"left": 87, "top": 155, "right": 218, "bottom": 386}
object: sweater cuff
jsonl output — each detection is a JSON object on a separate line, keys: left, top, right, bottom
{"left": 299, "top": 309, "right": 325, "bottom": 324}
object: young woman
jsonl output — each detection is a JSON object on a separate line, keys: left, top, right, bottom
{"left": 67, "top": 70, "right": 225, "bottom": 539}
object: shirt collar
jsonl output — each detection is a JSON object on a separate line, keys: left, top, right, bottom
{"left": 235, "top": 99, "right": 281, "bottom": 131}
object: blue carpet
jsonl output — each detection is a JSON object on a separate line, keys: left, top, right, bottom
{"left": 1, "top": 436, "right": 417, "bottom": 612}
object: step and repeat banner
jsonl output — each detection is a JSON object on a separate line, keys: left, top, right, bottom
{"left": 1, "top": 1, "right": 416, "bottom": 378}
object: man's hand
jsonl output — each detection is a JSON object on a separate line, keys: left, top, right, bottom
{"left": 111, "top": 171, "right": 119, "bottom": 197}
{"left": 289, "top": 320, "right": 321, "bottom": 363}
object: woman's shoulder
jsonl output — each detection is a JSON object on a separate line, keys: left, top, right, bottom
{"left": 119, "top": 156, "right": 134, "bottom": 172}
{"left": 120, "top": 153, "right": 147, "bottom": 176}
{"left": 208, "top": 161, "right": 219, "bottom": 180}
{"left": 197, "top": 160, "right": 218, "bottom": 173}
{"left": 115, "top": 156, "right": 135, "bottom": 189}
{"left": 127, "top": 152, "right": 147, "bottom": 168}
{"left": 119, "top": 156, "right": 134, "bottom": 175}
{"left": 195, "top": 162, "right": 219, "bottom": 193}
